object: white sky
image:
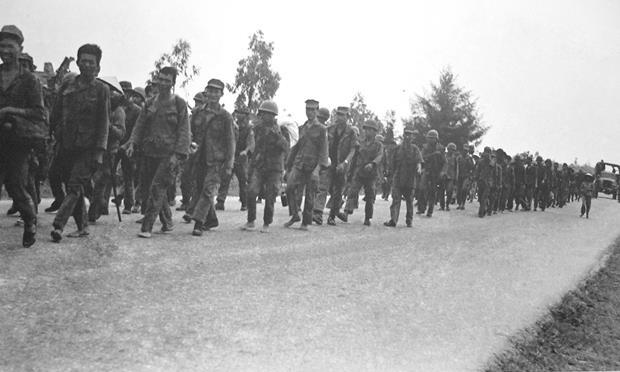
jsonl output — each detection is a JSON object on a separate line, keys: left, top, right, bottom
{"left": 5, "top": 0, "right": 620, "bottom": 164}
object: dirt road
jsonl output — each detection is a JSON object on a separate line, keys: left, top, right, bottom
{"left": 1, "top": 197, "right": 619, "bottom": 371}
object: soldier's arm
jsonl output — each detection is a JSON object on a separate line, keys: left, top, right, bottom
{"left": 371, "top": 142, "right": 384, "bottom": 166}
{"left": 109, "top": 107, "right": 126, "bottom": 143}
{"left": 94, "top": 84, "right": 110, "bottom": 152}
{"left": 318, "top": 127, "right": 329, "bottom": 168}
{"left": 224, "top": 113, "right": 236, "bottom": 170}
{"left": 174, "top": 99, "right": 191, "bottom": 157}
{"left": 128, "top": 105, "right": 147, "bottom": 145}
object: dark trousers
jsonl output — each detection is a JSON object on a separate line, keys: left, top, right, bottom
{"left": 247, "top": 170, "right": 281, "bottom": 225}
{"left": 140, "top": 156, "right": 175, "bottom": 233}
{"left": 286, "top": 166, "right": 317, "bottom": 225}
{"left": 438, "top": 177, "right": 454, "bottom": 209}
{"left": 344, "top": 174, "right": 377, "bottom": 219}
{"left": 88, "top": 152, "right": 116, "bottom": 221}
{"left": 0, "top": 140, "right": 37, "bottom": 232}
{"left": 581, "top": 195, "right": 591, "bottom": 216}
{"left": 534, "top": 186, "right": 548, "bottom": 211}
{"left": 313, "top": 167, "right": 330, "bottom": 216}
{"left": 118, "top": 151, "right": 136, "bottom": 210}
{"left": 191, "top": 162, "right": 222, "bottom": 224}
{"left": 417, "top": 171, "right": 439, "bottom": 215}
{"left": 218, "top": 159, "right": 248, "bottom": 207}
{"left": 179, "top": 153, "right": 196, "bottom": 206}
{"left": 456, "top": 177, "right": 470, "bottom": 207}
{"left": 524, "top": 184, "right": 535, "bottom": 210}
{"left": 48, "top": 145, "right": 66, "bottom": 203}
{"left": 53, "top": 149, "right": 95, "bottom": 231}
{"left": 328, "top": 167, "right": 347, "bottom": 218}
{"left": 477, "top": 181, "right": 490, "bottom": 217}
{"left": 390, "top": 185, "right": 414, "bottom": 224}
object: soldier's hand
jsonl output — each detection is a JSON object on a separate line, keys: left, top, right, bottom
{"left": 239, "top": 150, "right": 247, "bottom": 158}
{"left": 336, "top": 163, "right": 345, "bottom": 173}
{"left": 92, "top": 150, "right": 104, "bottom": 167}
{"left": 364, "top": 163, "right": 374, "bottom": 172}
{"left": 224, "top": 167, "right": 233, "bottom": 177}
{"left": 124, "top": 143, "right": 134, "bottom": 158}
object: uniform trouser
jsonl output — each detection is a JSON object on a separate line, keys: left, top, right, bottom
{"left": 313, "top": 167, "right": 330, "bottom": 216}
{"left": 581, "top": 195, "right": 591, "bottom": 215}
{"left": 53, "top": 149, "right": 95, "bottom": 231}
{"left": 382, "top": 176, "right": 392, "bottom": 199}
{"left": 456, "top": 178, "right": 470, "bottom": 207}
{"left": 512, "top": 184, "right": 525, "bottom": 209}
{"left": 48, "top": 145, "right": 66, "bottom": 203}
{"left": 135, "top": 154, "right": 148, "bottom": 213}
{"left": 88, "top": 152, "right": 116, "bottom": 221}
{"left": 286, "top": 166, "right": 317, "bottom": 226}
{"left": 0, "top": 140, "right": 37, "bottom": 232}
{"left": 179, "top": 153, "right": 196, "bottom": 206}
{"left": 118, "top": 151, "right": 136, "bottom": 210}
{"left": 534, "top": 186, "right": 548, "bottom": 210}
{"left": 247, "top": 170, "right": 281, "bottom": 225}
{"left": 524, "top": 184, "right": 535, "bottom": 209}
{"left": 500, "top": 185, "right": 513, "bottom": 211}
{"left": 344, "top": 174, "right": 377, "bottom": 219}
{"left": 218, "top": 159, "right": 248, "bottom": 207}
{"left": 477, "top": 181, "right": 490, "bottom": 217}
{"left": 328, "top": 168, "right": 347, "bottom": 218}
{"left": 417, "top": 172, "right": 439, "bottom": 215}
{"left": 390, "top": 185, "right": 414, "bottom": 224}
{"left": 140, "top": 156, "right": 175, "bottom": 233}
{"left": 190, "top": 163, "right": 223, "bottom": 225}
{"left": 438, "top": 178, "right": 454, "bottom": 209}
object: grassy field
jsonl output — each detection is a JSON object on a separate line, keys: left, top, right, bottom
{"left": 486, "top": 237, "right": 620, "bottom": 371}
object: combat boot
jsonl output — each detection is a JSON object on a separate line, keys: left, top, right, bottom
{"left": 383, "top": 220, "right": 396, "bottom": 227}
{"left": 327, "top": 216, "right": 336, "bottom": 226}
{"left": 242, "top": 221, "right": 256, "bottom": 231}
{"left": 363, "top": 218, "right": 371, "bottom": 226}
{"left": 284, "top": 214, "right": 300, "bottom": 228}
{"left": 215, "top": 201, "right": 225, "bottom": 210}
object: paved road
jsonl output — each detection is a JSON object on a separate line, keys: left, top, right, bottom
{"left": 1, "top": 197, "right": 619, "bottom": 371}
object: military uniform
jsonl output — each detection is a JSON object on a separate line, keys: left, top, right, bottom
{"left": 0, "top": 33, "right": 48, "bottom": 246}
{"left": 50, "top": 74, "right": 110, "bottom": 239}
{"left": 474, "top": 148, "right": 494, "bottom": 217}
{"left": 129, "top": 93, "right": 190, "bottom": 234}
{"left": 381, "top": 131, "right": 397, "bottom": 200}
{"left": 439, "top": 144, "right": 457, "bottom": 211}
{"left": 343, "top": 121, "right": 383, "bottom": 225}
{"left": 118, "top": 100, "right": 141, "bottom": 213}
{"left": 524, "top": 158, "right": 536, "bottom": 210}
{"left": 417, "top": 131, "right": 445, "bottom": 217}
{"left": 456, "top": 147, "right": 475, "bottom": 209}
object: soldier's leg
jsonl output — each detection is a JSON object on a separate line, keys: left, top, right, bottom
{"left": 301, "top": 170, "right": 317, "bottom": 226}
{"left": 120, "top": 152, "right": 135, "bottom": 212}
{"left": 237, "top": 160, "right": 249, "bottom": 209}
{"left": 190, "top": 164, "right": 222, "bottom": 227}
{"left": 404, "top": 187, "right": 414, "bottom": 225}
{"left": 445, "top": 179, "right": 454, "bottom": 210}
{"left": 426, "top": 174, "right": 437, "bottom": 216}
{"left": 140, "top": 157, "right": 170, "bottom": 233}
{"left": 286, "top": 167, "right": 302, "bottom": 218}
{"left": 585, "top": 195, "right": 591, "bottom": 216}
{"left": 477, "top": 181, "right": 488, "bottom": 217}
{"left": 344, "top": 176, "right": 363, "bottom": 214}
{"left": 88, "top": 159, "right": 107, "bottom": 222}
{"left": 363, "top": 178, "right": 376, "bottom": 222}
{"left": 389, "top": 185, "right": 402, "bottom": 224}
{"left": 216, "top": 164, "right": 233, "bottom": 206}
{"left": 246, "top": 171, "right": 261, "bottom": 224}
{"left": 328, "top": 170, "right": 344, "bottom": 218}
{"left": 47, "top": 147, "right": 66, "bottom": 210}
{"left": 3, "top": 144, "right": 38, "bottom": 245}
{"left": 263, "top": 171, "right": 281, "bottom": 226}
{"left": 53, "top": 152, "right": 94, "bottom": 236}
{"left": 313, "top": 167, "right": 329, "bottom": 223}
{"left": 417, "top": 173, "right": 428, "bottom": 214}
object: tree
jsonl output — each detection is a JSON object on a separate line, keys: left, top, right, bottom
{"left": 409, "top": 67, "right": 487, "bottom": 148}
{"left": 149, "top": 39, "right": 200, "bottom": 97}
{"left": 349, "top": 92, "right": 379, "bottom": 131}
{"left": 228, "top": 30, "right": 281, "bottom": 113}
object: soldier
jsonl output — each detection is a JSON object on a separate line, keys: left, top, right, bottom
{"left": 512, "top": 154, "right": 527, "bottom": 210}
{"left": 474, "top": 147, "right": 494, "bottom": 218}
{"left": 381, "top": 126, "right": 398, "bottom": 201}
{"left": 383, "top": 123, "right": 422, "bottom": 227}
{"left": 439, "top": 142, "right": 457, "bottom": 211}
{"left": 188, "top": 78, "right": 234, "bottom": 236}
{"left": 532, "top": 157, "right": 547, "bottom": 211}
{"left": 489, "top": 150, "right": 501, "bottom": 215}
{"left": 216, "top": 105, "right": 255, "bottom": 211}
{"left": 456, "top": 144, "right": 474, "bottom": 210}
{"left": 0, "top": 25, "right": 48, "bottom": 247}
{"left": 117, "top": 81, "right": 142, "bottom": 214}
{"left": 524, "top": 156, "right": 536, "bottom": 210}
{"left": 416, "top": 130, "right": 444, "bottom": 217}
{"left": 310, "top": 107, "right": 331, "bottom": 225}
{"left": 594, "top": 159, "right": 605, "bottom": 198}
{"left": 580, "top": 173, "right": 594, "bottom": 218}
{"left": 242, "top": 101, "right": 289, "bottom": 232}
{"left": 502, "top": 154, "right": 515, "bottom": 211}
{"left": 558, "top": 163, "right": 570, "bottom": 207}
{"left": 284, "top": 99, "right": 328, "bottom": 230}
{"left": 124, "top": 66, "right": 190, "bottom": 238}
{"left": 550, "top": 162, "right": 560, "bottom": 207}
{"left": 88, "top": 86, "right": 125, "bottom": 222}
{"left": 343, "top": 120, "right": 383, "bottom": 226}
{"left": 49, "top": 44, "right": 110, "bottom": 242}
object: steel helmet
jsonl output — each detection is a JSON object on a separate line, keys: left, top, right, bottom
{"left": 363, "top": 120, "right": 379, "bottom": 131}
{"left": 447, "top": 142, "right": 457, "bottom": 151}
{"left": 403, "top": 123, "right": 416, "bottom": 134}
{"left": 426, "top": 129, "right": 439, "bottom": 140}
{"left": 317, "top": 107, "right": 330, "bottom": 120}
{"left": 258, "top": 100, "right": 278, "bottom": 115}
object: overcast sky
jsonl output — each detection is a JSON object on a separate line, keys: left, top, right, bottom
{"left": 6, "top": 0, "right": 620, "bottom": 164}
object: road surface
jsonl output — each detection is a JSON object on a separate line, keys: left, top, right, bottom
{"left": 1, "top": 197, "right": 619, "bottom": 371}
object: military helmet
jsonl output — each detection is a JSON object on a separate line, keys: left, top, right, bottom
{"left": 584, "top": 173, "right": 594, "bottom": 182}
{"left": 258, "top": 100, "right": 278, "bottom": 115}
{"left": 376, "top": 134, "right": 385, "bottom": 142}
{"left": 447, "top": 142, "right": 457, "bottom": 151}
{"left": 363, "top": 120, "right": 379, "bottom": 131}
{"left": 514, "top": 154, "right": 522, "bottom": 161}
{"left": 403, "top": 123, "right": 416, "bottom": 134}
{"left": 426, "top": 129, "right": 439, "bottom": 140}
{"left": 132, "top": 87, "right": 146, "bottom": 102}
{"left": 193, "top": 92, "right": 205, "bottom": 102}
{"left": 317, "top": 107, "right": 330, "bottom": 120}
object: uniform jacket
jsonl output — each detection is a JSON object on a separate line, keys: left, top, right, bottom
{"left": 421, "top": 142, "right": 445, "bottom": 175}
{"left": 193, "top": 104, "right": 235, "bottom": 169}
{"left": 389, "top": 141, "right": 423, "bottom": 188}
{"left": 234, "top": 122, "right": 255, "bottom": 160}
{"left": 130, "top": 93, "right": 190, "bottom": 158}
{"left": 442, "top": 151, "right": 458, "bottom": 179}
{"left": 513, "top": 163, "right": 525, "bottom": 186}
{"left": 475, "top": 155, "right": 494, "bottom": 185}
{"left": 456, "top": 153, "right": 475, "bottom": 180}
{"left": 327, "top": 123, "right": 358, "bottom": 169}
{"left": 581, "top": 181, "right": 594, "bottom": 197}
{"left": 382, "top": 138, "right": 398, "bottom": 176}
{"left": 251, "top": 120, "right": 289, "bottom": 173}
{"left": 524, "top": 164, "right": 537, "bottom": 186}
{"left": 51, "top": 74, "right": 110, "bottom": 151}
{"left": 0, "top": 65, "right": 47, "bottom": 141}
{"left": 121, "top": 102, "right": 141, "bottom": 145}
{"left": 287, "top": 118, "right": 328, "bottom": 171}
{"left": 352, "top": 136, "right": 383, "bottom": 179}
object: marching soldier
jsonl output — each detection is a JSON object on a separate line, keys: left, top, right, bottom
{"left": 0, "top": 25, "right": 48, "bottom": 247}
{"left": 343, "top": 120, "right": 383, "bottom": 226}
{"left": 381, "top": 126, "right": 398, "bottom": 201}
{"left": 312, "top": 107, "right": 331, "bottom": 225}
{"left": 475, "top": 147, "right": 494, "bottom": 217}
{"left": 383, "top": 123, "right": 422, "bottom": 227}
{"left": 439, "top": 142, "right": 457, "bottom": 211}
{"left": 284, "top": 99, "right": 328, "bottom": 230}
{"left": 50, "top": 44, "right": 110, "bottom": 242}
{"left": 124, "top": 66, "right": 190, "bottom": 238}
{"left": 417, "top": 130, "right": 444, "bottom": 217}
{"left": 242, "top": 100, "right": 289, "bottom": 232}
{"left": 524, "top": 156, "right": 536, "bottom": 210}
{"left": 456, "top": 144, "right": 474, "bottom": 210}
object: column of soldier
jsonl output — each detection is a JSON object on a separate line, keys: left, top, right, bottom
{"left": 0, "top": 27, "right": 596, "bottom": 248}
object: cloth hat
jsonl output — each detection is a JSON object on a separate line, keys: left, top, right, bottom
{"left": 132, "top": 87, "right": 146, "bottom": 101}
{"left": 305, "top": 99, "right": 319, "bottom": 109}
{"left": 336, "top": 106, "right": 349, "bottom": 115}
{"left": 206, "top": 78, "right": 225, "bottom": 90}
{"left": 119, "top": 81, "right": 133, "bottom": 91}
{"left": 317, "top": 107, "right": 330, "bottom": 120}
{"left": 193, "top": 92, "right": 205, "bottom": 102}
{"left": 0, "top": 25, "right": 24, "bottom": 44}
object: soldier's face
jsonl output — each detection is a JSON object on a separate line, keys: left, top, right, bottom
{"left": 364, "top": 127, "right": 376, "bottom": 139}
{"left": 204, "top": 87, "right": 223, "bottom": 104}
{"left": 235, "top": 113, "right": 249, "bottom": 126}
{"left": 156, "top": 73, "right": 174, "bottom": 94}
{"left": 77, "top": 53, "right": 98, "bottom": 79}
{"left": 336, "top": 112, "right": 347, "bottom": 125}
{"left": 306, "top": 107, "right": 317, "bottom": 121}
{"left": 0, "top": 38, "right": 22, "bottom": 64}
{"left": 257, "top": 111, "right": 276, "bottom": 125}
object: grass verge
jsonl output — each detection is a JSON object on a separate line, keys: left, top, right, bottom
{"left": 485, "top": 237, "right": 620, "bottom": 371}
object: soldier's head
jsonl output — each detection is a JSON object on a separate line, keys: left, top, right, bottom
{"left": 0, "top": 25, "right": 24, "bottom": 65}
{"left": 562, "top": 163, "right": 568, "bottom": 169}
{"left": 536, "top": 156, "right": 543, "bottom": 164}
{"left": 156, "top": 66, "right": 177, "bottom": 95}
{"left": 447, "top": 142, "right": 457, "bottom": 154}
{"left": 403, "top": 124, "right": 415, "bottom": 143}
{"left": 131, "top": 87, "right": 146, "bottom": 107}
{"left": 305, "top": 99, "right": 319, "bottom": 121}
{"left": 257, "top": 100, "right": 278, "bottom": 125}
{"left": 553, "top": 162, "right": 559, "bottom": 169}
{"left": 76, "top": 44, "right": 102, "bottom": 80}
{"left": 335, "top": 106, "right": 349, "bottom": 125}
{"left": 145, "top": 84, "right": 157, "bottom": 100}
{"left": 234, "top": 106, "right": 251, "bottom": 126}
{"left": 18, "top": 53, "right": 35, "bottom": 71}
{"left": 193, "top": 92, "right": 205, "bottom": 109}
{"left": 425, "top": 129, "right": 439, "bottom": 144}
{"left": 363, "top": 120, "right": 379, "bottom": 140}
{"left": 317, "top": 107, "right": 330, "bottom": 124}
{"left": 204, "top": 78, "right": 225, "bottom": 105}
{"left": 514, "top": 154, "right": 522, "bottom": 164}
